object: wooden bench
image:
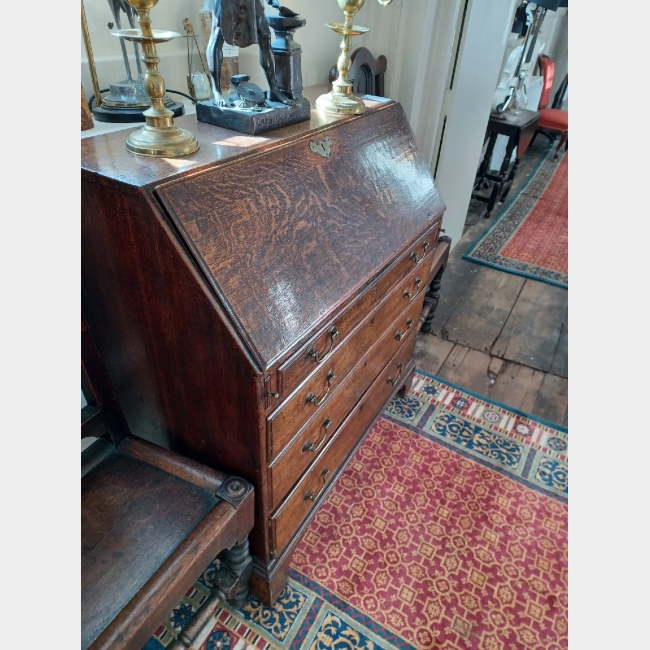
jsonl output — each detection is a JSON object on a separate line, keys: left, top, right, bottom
{"left": 81, "top": 314, "right": 255, "bottom": 650}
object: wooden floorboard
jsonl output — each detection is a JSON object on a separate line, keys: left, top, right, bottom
{"left": 412, "top": 334, "right": 455, "bottom": 376}
{"left": 442, "top": 268, "right": 525, "bottom": 352}
{"left": 492, "top": 280, "right": 567, "bottom": 372}
{"left": 437, "top": 344, "right": 493, "bottom": 398}
{"left": 532, "top": 373, "right": 568, "bottom": 428}
{"left": 488, "top": 361, "right": 545, "bottom": 414}
{"left": 551, "top": 316, "right": 568, "bottom": 378}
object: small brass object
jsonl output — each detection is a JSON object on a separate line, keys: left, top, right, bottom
{"left": 316, "top": 0, "right": 394, "bottom": 115}
{"left": 268, "top": 391, "right": 280, "bottom": 399}
{"left": 306, "top": 370, "right": 336, "bottom": 406}
{"left": 387, "top": 362, "right": 404, "bottom": 386}
{"left": 307, "top": 326, "right": 339, "bottom": 363}
{"left": 410, "top": 241, "right": 430, "bottom": 265}
{"left": 403, "top": 277, "right": 422, "bottom": 302}
{"left": 309, "top": 135, "right": 333, "bottom": 158}
{"left": 303, "top": 417, "right": 332, "bottom": 453}
{"left": 116, "top": 0, "right": 199, "bottom": 157}
{"left": 304, "top": 468, "right": 331, "bottom": 501}
{"left": 395, "top": 319, "right": 413, "bottom": 341}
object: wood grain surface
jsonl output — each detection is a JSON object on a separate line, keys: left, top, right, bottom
{"left": 156, "top": 103, "right": 444, "bottom": 366}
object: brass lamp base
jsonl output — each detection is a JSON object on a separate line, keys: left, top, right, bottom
{"left": 317, "top": 19, "right": 370, "bottom": 115}
{"left": 315, "top": 90, "right": 366, "bottom": 115}
{"left": 126, "top": 118, "right": 199, "bottom": 157}
{"left": 116, "top": 18, "right": 199, "bottom": 157}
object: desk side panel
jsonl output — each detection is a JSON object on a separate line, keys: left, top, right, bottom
{"left": 81, "top": 176, "right": 271, "bottom": 556}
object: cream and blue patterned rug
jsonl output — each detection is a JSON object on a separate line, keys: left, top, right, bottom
{"left": 144, "top": 370, "right": 568, "bottom": 650}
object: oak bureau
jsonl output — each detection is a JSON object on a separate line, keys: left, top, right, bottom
{"left": 81, "top": 88, "right": 446, "bottom": 605}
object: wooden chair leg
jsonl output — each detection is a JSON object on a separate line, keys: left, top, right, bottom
{"left": 554, "top": 132, "right": 567, "bottom": 160}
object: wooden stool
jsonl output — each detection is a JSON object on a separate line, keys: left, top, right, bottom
{"left": 81, "top": 314, "right": 255, "bottom": 650}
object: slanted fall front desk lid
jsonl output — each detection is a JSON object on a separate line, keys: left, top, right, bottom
{"left": 156, "top": 102, "right": 444, "bottom": 369}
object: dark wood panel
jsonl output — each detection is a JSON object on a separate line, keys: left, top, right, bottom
{"left": 81, "top": 179, "right": 270, "bottom": 560}
{"left": 156, "top": 103, "right": 444, "bottom": 366}
{"left": 81, "top": 453, "right": 217, "bottom": 648}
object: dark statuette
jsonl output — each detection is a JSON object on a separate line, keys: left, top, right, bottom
{"left": 197, "top": 0, "right": 310, "bottom": 135}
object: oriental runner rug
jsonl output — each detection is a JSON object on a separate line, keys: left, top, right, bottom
{"left": 464, "top": 148, "right": 568, "bottom": 288}
{"left": 145, "top": 370, "right": 568, "bottom": 650}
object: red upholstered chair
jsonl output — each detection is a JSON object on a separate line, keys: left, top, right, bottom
{"left": 533, "top": 54, "right": 568, "bottom": 160}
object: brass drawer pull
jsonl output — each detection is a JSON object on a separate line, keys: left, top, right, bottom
{"left": 303, "top": 417, "right": 331, "bottom": 453}
{"left": 307, "top": 326, "right": 339, "bottom": 364}
{"left": 267, "top": 391, "right": 280, "bottom": 399}
{"left": 410, "top": 241, "right": 430, "bottom": 265}
{"left": 403, "top": 278, "right": 423, "bottom": 302}
{"left": 304, "top": 468, "right": 331, "bottom": 501}
{"left": 387, "top": 363, "right": 404, "bottom": 386}
{"left": 395, "top": 318, "right": 414, "bottom": 341}
{"left": 306, "top": 370, "right": 336, "bottom": 406}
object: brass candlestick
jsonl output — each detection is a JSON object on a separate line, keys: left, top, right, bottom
{"left": 116, "top": 0, "right": 199, "bottom": 157}
{"left": 316, "top": 0, "right": 393, "bottom": 115}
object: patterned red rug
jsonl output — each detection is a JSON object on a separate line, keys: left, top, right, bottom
{"left": 145, "top": 371, "right": 568, "bottom": 650}
{"left": 464, "top": 149, "right": 568, "bottom": 288}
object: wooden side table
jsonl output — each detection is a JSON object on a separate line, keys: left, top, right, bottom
{"left": 473, "top": 108, "right": 540, "bottom": 218}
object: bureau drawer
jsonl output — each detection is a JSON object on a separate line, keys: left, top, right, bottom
{"left": 268, "top": 298, "right": 423, "bottom": 508}
{"left": 271, "top": 221, "right": 440, "bottom": 403}
{"left": 269, "top": 334, "right": 417, "bottom": 557}
{"left": 267, "top": 262, "right": 430, "bottom": 457}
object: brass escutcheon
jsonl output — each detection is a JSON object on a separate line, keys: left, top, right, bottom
{"left": 387, "top": 363, "right": 404, "bottom": 386}
{"left": 303, "top": 417, "right": 332, "bottom": 453}
{"left": 395, "top": 318, "right": 414, "bottom": 341}
{"left": 309, "top": 135, "right": 332, "bottom": 158}
{"left": 307, "top": 326, "right": 339, "bottom": 363}
{"left": 306, "top": 370, "right": 336, "bottom": 406}
{"left": 304, "top": 468, "right": 331, "bottom": 501}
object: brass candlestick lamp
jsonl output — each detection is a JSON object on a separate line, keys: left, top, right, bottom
{"left": 115, "top": 0, "right": 199, "bottom": 157}
{"left": 316, "top": 0, "right": 393, "bottom": 115}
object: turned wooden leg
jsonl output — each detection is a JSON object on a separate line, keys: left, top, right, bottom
{"left": 167, "top": 563, "right": 242, "bottom": 650}
{"left": 421, "top": 263, "right": 447, "bottom": 335}
{"left": 220, "top": 538, "right": 253, "bottom": 608}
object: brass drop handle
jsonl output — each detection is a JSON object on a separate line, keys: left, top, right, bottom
{"left": 304, "top": 468, "right": 331, "bottom": 501}
{"left": 395, "top": 318, "right": 414, "bottom": 341}
{"left": 307, "top": 326, "right": 339, "bottom": 364}
{"left": 267, "top": 391, "right": 280, "bottom": 399}
{"left": 403, "top": 278, "right": 423, "bottom": 302}
{"left": 306, "top": 370, "right": 336, "bottom": 406}
{"left": 411, "top": 241, "right": 430, "bottom": 265}
{"left": 303, "top": 418, "right": 331, "bottom": 453}
{"left": 387, "top": 363, "right": 404, "bottom": 386}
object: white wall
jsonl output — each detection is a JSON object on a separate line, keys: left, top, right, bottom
{"left": 431, "top": 0, "right": 517, "bottom": 246}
